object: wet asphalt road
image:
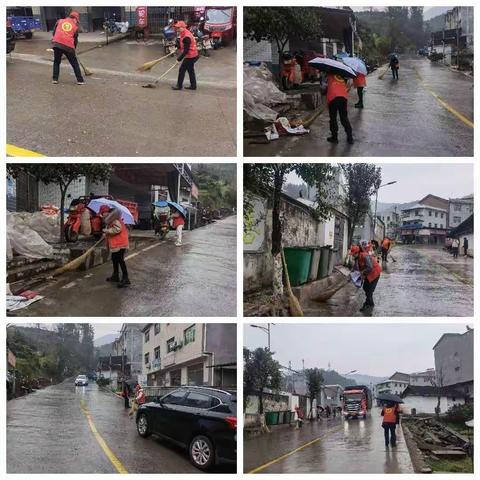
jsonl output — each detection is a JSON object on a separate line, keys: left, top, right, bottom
{"left": 7, "top": 40, "right": 236, "bottom": 156}
{"left": 303, "top": 245, "right": 473, "bottom": 317}
{"left": 19, "top": 217, "right": 236, "bottom": 317}
{"left": 245, "top": 408, "right": 413, "bottom": 474}
{"left": 245, "top": 56, "right": 473, "bottom": 157}
{"left": 7, "top": 379, "right": 206, "bottom": 473}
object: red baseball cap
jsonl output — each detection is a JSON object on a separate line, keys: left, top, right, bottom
{"left": 174, "top": 20, "right": 187, "bottom": 28}
{"left": 350, "top": 245, "right": 360, "bottom": 255}
{"left": 69, "top": 11, "right": 80, "bottom": 21}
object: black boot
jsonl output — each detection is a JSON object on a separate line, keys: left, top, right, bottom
{"left": 359, "top": 303, "right": 368, "bottom": 312}
{"left": 171, "top": 85, "right": 182, "bottom": 90}
{"left": 327, "top": 135, "right": 338, "bottom": 144}
{"left": 347, "top": 136, "right": 354, "bottom": 145}
{"left": 185, "top": 86, "right": 196, "bottom": 90}
{"left": 106, "top": 275, "right": 120, "bottom": 282}
{"left": 354, "top": 103, "right": 363, "bottom": 109}
{"left": 117, "top": 278, "right": 131, "bottom": 288}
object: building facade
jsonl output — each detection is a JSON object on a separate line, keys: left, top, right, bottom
{"left": 401, "top": 386, "right": 465, "bottom": 415}
{"left": 375, "top": 379, "right": 409, "bottom": 397}
{"left": 400, "top": 204, "right": 448, "bottom": 244}
{"left": 379, "top": 210, "right": 400, "bottom": 239}
{"left": 448, "top": 195, "right": 473, "bottom": 229}
{"left": 142, "top": 323, "right": 236, "bottom": 389}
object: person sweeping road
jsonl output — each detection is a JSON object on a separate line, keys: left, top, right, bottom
{"left": 51, "top": 11, "right": 85, "bottom": 85}
{"left": 171, "top": 20, "right": 199, "bottom": 91}
{"left": 352, "top": 243, "right": 382, "bottom": 312}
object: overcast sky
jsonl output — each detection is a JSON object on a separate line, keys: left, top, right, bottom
{"left": 285, "top": 163, "right": 473, "bottom": 204}
{"left": 92, "top": 323, "right": 123, "bottom": 340}
{"left": 244, "top": 323, "right": 469, "bottom": 377}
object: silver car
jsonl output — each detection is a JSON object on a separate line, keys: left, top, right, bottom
{"left": 75, "top": 375, "right": 88, "bottom": 386}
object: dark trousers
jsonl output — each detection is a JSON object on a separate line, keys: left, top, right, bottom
{"left": 177, "top": 56, "right": 199, "bottom": 88}
{"left": 453, "top": 247, "right": 459, "bottom": 258}
{"left": 124, "top": 395, "right": 130, "bottom": 408}
{"left": 328, "top": 97, "right": 353, "bottom": 139}
{"left": 356, "top": 87, "right": 364, "bottom": 105}
{"left": 362, "top": 275, "right": 380, "bottom": 306}
{"left": 53, "top": 47, "right": 84, "bottom": 82}
{"left": 383, "top": 423, "right": 396, "bottom": 446}
{"left": 463, "top": 247, "right": 468, "bottom": 256}
{"left": 391, "top": 66, "right": 399, "bottom": 79}
{"left": 112, "top": 249, "right": 128, "bottom": 279}
{"left": 381, "top": 247, "right": 389, "bottom": 262}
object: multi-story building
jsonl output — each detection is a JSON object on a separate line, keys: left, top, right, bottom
{"left": 379, "top": 210, "right": 400, "bottom": 239}
{"left": 448, "top": 194, "right": 473, "bottom": 229}
{"left": 374, "top": 379, "right": 409, "bottom": 397}
{"left": 409, "top": 369, "right": 436, "bottom": 386}
{"left": 142, "top": 323, "right": 236, "bottom": 389}
{"left": 433, "top": 328, "right": 473, "bottom": 400}
{"left": 400, "top": 204, "right": 448, "bottom": 244}
{"left": 112, "top": 324, "right": 145, "bottom": 383}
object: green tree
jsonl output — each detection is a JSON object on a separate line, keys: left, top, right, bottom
{"left": 305, "top": 368, "right": 324, "bottom": 419}
{"left": 244, "top": 347, "right": 282, "bottom": 429}
{"left": 7, "top": 164, "right": 112, "bottom": 243}
{"left": 341, "top": 164, "right": 382, "bottom": 247}
{"left": 244, "top": 164, "right": 334, "bottom": 301}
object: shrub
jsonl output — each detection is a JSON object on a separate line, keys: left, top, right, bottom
{"left": 96, "top": 377, "right": 111, "bottom": 387}
{"left": 445, "top": 403, "right": 474, "bottom": 425}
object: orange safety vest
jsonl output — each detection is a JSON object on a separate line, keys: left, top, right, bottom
{"left": 353, "top": 73, "right": 366, "bottom": 88}
{"left": 358, "top": 251, "right": 382, "bottom": 282}
{"left": 326, "top": 73, "right": 348, "bottom": 104}
{"left": 107, "top": 219, "right": 129, "bottom": 250}
{"left": 382, "top": 238, "right": 391, "bottom": 249}
{"left": 52, "top": 18, "right": 78, "bottom": 50}
{"left": 179, "top": 29, "right": 198, "bottom": 59}
{"left": 383, "top": 405, "right": 399, "bottom": 423}
{"left": 136, "top": 389, "right": 146, "bottom": 404}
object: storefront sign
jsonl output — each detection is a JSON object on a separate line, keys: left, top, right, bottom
{"left": 136, "top": 6, "right": 148, "bottom": 28}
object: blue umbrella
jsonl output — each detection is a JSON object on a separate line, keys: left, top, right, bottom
{"left": 308, "top": 57, "right": 356, "bottom": 78}
{"left": 334, "top": 51, "right": 349, "bottom": 59}
{"left": 152, "top": 200, "right": 187, "bottom": 218}
{"left": 342, "top": 56, "right": 367, "bottom": 75}
{"left": 88, "top": 198, "right": 135, "bottom": 225}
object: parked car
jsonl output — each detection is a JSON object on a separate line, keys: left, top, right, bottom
{"left": 7, "top": 20, "right": 16, "bottom": 54}
{"left": 136, "top": 386, "right": 236, "bottom": 470}
{"left": 74, "top": 375, "right": 89, "bottom": 386}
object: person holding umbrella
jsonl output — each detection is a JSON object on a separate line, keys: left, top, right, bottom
{"left": 381, "top": 400, "right": 402, "bottom": 448}
{"left": 341, "top": 56, "right": 368, "bottom": 109}
{"left": 171, "top": 206, "right": 185, "bottom": 246}
{"left": 99, "top": 205, "right": 131, "bottom": 288}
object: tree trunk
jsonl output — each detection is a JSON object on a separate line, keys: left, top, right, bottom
{"left": 271, "top": 168, "right": 284, "bottom": 299}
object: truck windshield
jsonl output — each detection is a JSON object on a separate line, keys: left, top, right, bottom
{"left": 206, "top": 8, "right": 233, "bottom": 24}
{"left": 345, "top": 393, "right": 363, "bottom": 401}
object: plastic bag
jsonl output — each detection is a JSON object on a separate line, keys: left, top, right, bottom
{"left": 350, "top": 270, "right": 363, "bottom": 288}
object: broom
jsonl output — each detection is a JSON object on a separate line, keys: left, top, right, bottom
{"left": 136, "top": 52, "right": 174, "bottom": 72}
{"left": 378, "top": 65, "right": 390, "bottom": 80}
{"left": 52, "top": 237, "right": 104, "bottom": 277}
{"left": 46, "top": 48, "right": 92, "bottom": 76}
{"left": 281, "top": 248, "right": 304, "bottom": 317}
{"left": 142, "top": 60, "right": 179, "bottom": 88}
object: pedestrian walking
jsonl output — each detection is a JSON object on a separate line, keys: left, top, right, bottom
{"left": 452, "top": 237, "right": 460, "bottom": 259}
{"left": 322, "top": 73, "right": 354, "bottom": 144}
{"left": 325, "top": 405, "right": 331, "bottom": 418}
{"left": 100, "top": 205, "right": 131, "bottom": 288}
{"left": 51, "top": 11, "right": 85, "bottom": 85}
{"left": 381, "top": 236, "right": 391, "bottom": 262}
{"left": 171, "top": 208, "right": 185, "bottom": 246}
{"left": 463, "top": 237, "right": 469, "bottom": 257}
{"left": 353, "top": 72, "right": 366, "bottom": 108}
{"left": 381, "top": 401, "right": 401, "bottom": 447}
{"left": 171, "top": 21, "right": 199, "bottom": 91}
{"left": 128, "top": 384, "right": 146, "bottom": 417}
{"left": 352, "top": 244, "right": 382, "bottom": 312}
{"left": 390, "top": 55, "right": 399, "bottom": 80}
{"left": 122, "top": 381, "right": 131, "bottom": 409}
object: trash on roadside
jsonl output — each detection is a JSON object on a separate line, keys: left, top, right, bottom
{"left": 7, "top": 293, "right": 44, "bottom": 312}
{"left": 350, "top": 270, "right": 363, "bottom": 288}
{"left": 274, "top": 117, "right": 310, "bottom": 135}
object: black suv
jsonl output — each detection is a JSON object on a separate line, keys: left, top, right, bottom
{"left": 136, "top": 386, "right": 236, "bottom": 470}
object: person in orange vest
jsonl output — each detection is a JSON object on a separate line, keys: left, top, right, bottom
{"left": 381, "top": 236, "right": 392, "bottom": 262}
{"left": 352, "top": 244, "right": 382, "bottom": 311}
{"left": 129, "top": 384, "right": 146, "bottom": 417}
{"left": 51, "top": 11, "right": 84, "bottom": 85}
{"left": 381, "top": 401, "right": 401, "bottom": 447}
{"left": 100, "top": 206, "right": 130, "bottom": 288}
{"left": 171, "top": 208, "right": 185, "bottom": 246}
{"left": 172, "top": 20, "right": 199, "bottom": 91}
{"left": 322, "top": 72, "right": 354, "bottom": 144}
{"left": 353, "top": 72, "right": 366, "bottom": 108}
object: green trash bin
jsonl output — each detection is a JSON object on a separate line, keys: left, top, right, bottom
{"left": 318, "top": 246, "right": 330, "bottom": 279}
{"left": 284, "top": 247, "right": 313, "bottom": 286}
{"left": 265, "top": 411, "right": 279, "bottom": 425}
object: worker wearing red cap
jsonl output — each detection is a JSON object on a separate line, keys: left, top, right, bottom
{"left": 51, "top": 11, "right": 84, "bottom": 85}
{"left": 171, "top": 20, "right": 199, "bottom": 91}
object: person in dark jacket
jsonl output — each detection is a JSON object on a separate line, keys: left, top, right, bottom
{"left": 51, "top": 11, "right": 84, "bottom": 84}
{"left": 123, "top": 381, "right": 131, "bottom": 409}
{"left": 172, "top": 21, "right": 200, "bottom": 90}
{"left": 390, "top": 55, "right": 399, "bottom": 80}
{"left": 463, "top": 237, "right": 469, "bottom": 256}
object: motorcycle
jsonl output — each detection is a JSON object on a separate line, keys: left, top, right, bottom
{"left": 162, "top": 19, "right": 178, "bottom": 56}
{"left": 64, "top": 195, "right": 104, "bottom": 243}
{"left": 190, "top": 18, "right": 212, "bottom": 57}
{"left": 153, "top": 212, "right": 170, "bottom": 240}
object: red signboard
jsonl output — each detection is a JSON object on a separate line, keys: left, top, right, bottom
{"left": 136, "top": 6, "right": 148, "bottom": 28}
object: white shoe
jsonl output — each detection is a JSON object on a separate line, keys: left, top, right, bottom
{"left": 52, "top": 80, "right": 58, "bottom": 84}
{"left": 175, "top": 242, "right": 182, "bottom": 247}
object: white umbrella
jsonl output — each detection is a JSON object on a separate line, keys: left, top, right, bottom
{"left": 342, "top": 57, "right": 368, "bottom": 75}
{"left": 308, "top": 57, "right": 356, "bottom": 78}
{"left": 88, "top": 198, "right": 135, "bottom": 225}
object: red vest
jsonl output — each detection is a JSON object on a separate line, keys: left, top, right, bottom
{"left": 107, "top": 220, "right": 129, "bottom": 250}
{"left": 358, "top": 251, "right": 382, "bottom": 282}
{"left": 383, "top": 405, "right": 399, "bottom": 423}
{"left": 180, "top": 29, "right": 198, "bottom": 58}
{"left": 52, "top": 18, "right": 78, "bottom": 49}
{"left": 326, "top": 73, "right": 348, "bottom": 104}
{"left": 382, "top": 238, "right": 391, "bottom": 249}
{"left": 353, "top": 73, "right": 366, "bottom": 88}
{"left": 172, "top": 215, "right": 185, "bottom": 229}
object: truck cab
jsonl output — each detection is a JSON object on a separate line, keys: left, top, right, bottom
{"left": 342, "top": 385, "right": 372, "bottom": 419}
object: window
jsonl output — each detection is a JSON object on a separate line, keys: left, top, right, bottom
{"left": 387, "top": 216, "right": 390, "bottom": 221}
{"left": 167, "top": 337, "right": 175, "bottom": 353}
{"left": 415, "top": 210, "right": 420, "bottom": 216}
{"left": 184, "top": 392, "right": 219, "bottom": 409}
{"left": 184, "top": 325, "right": 196, "bottom": 345}
{"left": 144, "top": 330, "right": 150, "bottom": 343}
{"left": 453, "top": 216, "right": 462, "bottom": 224}
{"left": 441, "top": 213, "right": 444, "bottom": 218}
{"left": 154, "top": 346, "right": 160, "bottom": 360}
{"left": 454, "top": 204, "right": 462, "bottom": 211}
{"left": 435, "top": 212, "right": 438, "bottom": 218}
{"left": 144, "top": 352, "right": 150, "bottom": 364}
{"left": 428, "top": 223, "right": 432, "bottom": 227}
{"left": 428, "top": 210, "right": 432, "bottom": 216}
{"left": 162, "top": 390, "right": 186, "bottom": 405}
{"left": 434, "top": 224, "right": 438, "bottom": 228}
{"left": 154, "top": 324, "right": 161, "bottom": 335}
{"left": 455, "top": 366, "right": 460, "bottom": 372}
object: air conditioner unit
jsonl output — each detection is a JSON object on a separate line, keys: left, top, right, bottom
{"left": 173, "top": 340, "right": 183, "bottom": 351}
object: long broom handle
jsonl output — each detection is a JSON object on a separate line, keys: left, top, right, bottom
{"left": 153, "top": 61, "right": 180, "bottom": 85}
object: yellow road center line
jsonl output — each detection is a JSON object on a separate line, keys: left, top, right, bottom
{"left": 414, "top": 68, "right": 473, "bottom": 128}
{"left": 80, "top": 401, "right": 129, "bottom": 474}
{"left": 6, "top": 144, "right": 46, "bottom": 157}
{"left": 248, "top": 424, "right": 343, "bottom": 474}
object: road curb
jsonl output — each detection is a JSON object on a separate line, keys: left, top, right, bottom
{"left": 402, "top": 423, "right": 433, "bottom": 473}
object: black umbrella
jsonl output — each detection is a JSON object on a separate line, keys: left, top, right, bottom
{"left": 376, "top": 393, "right": 404, "bottom": 404}
{"left": 308, "top": 57, "right": 357, "bottom": 79}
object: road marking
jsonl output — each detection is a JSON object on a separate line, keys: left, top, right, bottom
{"left": 80, "top": 400, "right": 129, "bottom": 474}
{"left": 6, "top": 144, "right": 46, "bottom": 157}
{"left": 414, "top": 68, "right": 473, "bottom": 128}
{"left": 125, "top": 240, "right": 165, "bottom": 260}
{"left": 248, "top": 424, "right": 343, "bottom": 474}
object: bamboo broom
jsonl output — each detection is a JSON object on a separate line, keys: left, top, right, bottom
{"left": 281, "top": 248, "right": 304, "bottom": 317}
{"left": 46, "top": 48, "right": 92, "bottom": 76}
{"left": 53, "top": 237, "right": 104, "bottom": 277}
{"left": 136, "top": 52, "right": 174, "bottom": 72}
{"left": 142, "top": 60, "right": 179, "bottom": 88}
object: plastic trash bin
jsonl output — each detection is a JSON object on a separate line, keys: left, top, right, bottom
{"left": 265, "top": 411, "right": 276, "bottom": 425}
{"left": 284, "top": 247, "right": 313, "bottom": 286}
{"left": 318, "top": 246, "right": 330, "bottom": 279}
{"left": 328, "top": 248, "right": 338, "bottom": 275}
{"left": 308, "top": 247, "right": 321, "bottom": 281}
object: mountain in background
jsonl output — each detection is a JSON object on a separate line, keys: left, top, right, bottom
{"left": 94, "top": 333, "right": 117, "bottom": 347}
{"left": 321, "top": 369, "right": 357, "bottom": 387}
{"left": 376, "top": 201, "right": 417, "bottom": 215}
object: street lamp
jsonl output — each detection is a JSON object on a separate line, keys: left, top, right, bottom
{"left": 373, "top": 181, "right": 397, "bottom": 239}
{"left": 250, "top": 324, "right": 274, "bottom": 351}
